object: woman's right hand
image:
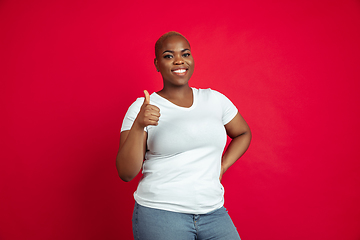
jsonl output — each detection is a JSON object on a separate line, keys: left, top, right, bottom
{"left": 116, "top": 90, "right": 160, "bottom": 182}
{"left": 134, "top": 90, "right": 160, "bottom": 129}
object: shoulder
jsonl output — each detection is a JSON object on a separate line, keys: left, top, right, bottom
{"left": 128, "top": 97, "right": 144, "bottom": 110}
{"left": 194, "top": 87, "right": 230, "bottom": 100}
{"left": 127, "top": 92, "right": 160, "bottom": 111}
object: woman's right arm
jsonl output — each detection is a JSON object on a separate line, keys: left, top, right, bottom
{"left": 116, "top": 91, "right": 160, "bottom": 182}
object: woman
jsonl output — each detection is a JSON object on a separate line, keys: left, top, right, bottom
{"left": 116, "top": 31, "right": 251, "bottom": 240}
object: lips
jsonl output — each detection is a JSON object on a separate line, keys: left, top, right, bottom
{"left": 171, "top": 68, "right": 188, "bottom": 76}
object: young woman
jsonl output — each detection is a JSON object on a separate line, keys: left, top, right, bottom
{"left": 116, "top": 31, "right": 251, "bottom": 240}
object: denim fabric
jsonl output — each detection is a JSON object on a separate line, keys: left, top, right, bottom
{"left": 132, "top": 202, "right": 241, "bottom": 240}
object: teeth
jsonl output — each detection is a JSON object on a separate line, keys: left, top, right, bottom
{"left": 173, "top": 69, "right": 186, "bottom": 73}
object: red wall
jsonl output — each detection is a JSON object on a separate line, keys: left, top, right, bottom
{"left": 1, "top": 0, "right": 360, "bottom": 239}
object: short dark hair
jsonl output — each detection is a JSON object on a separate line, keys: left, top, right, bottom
{"left": 155, "top": 31, "right": 190, "bottom": 59}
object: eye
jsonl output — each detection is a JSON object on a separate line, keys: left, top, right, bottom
{"left": 183, "top": 53, "right": 190, "bottom": 57}
{"left": 163, "top": 55, "right": 173, "bottom": 59}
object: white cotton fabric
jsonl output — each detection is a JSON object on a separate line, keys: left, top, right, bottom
{"left": 121, "top": 88, "right": 238, "bottom": 214}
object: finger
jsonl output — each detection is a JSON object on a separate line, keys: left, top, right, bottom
{"left": 147, "top": 113, "right": 160, "bottom": 120}
{"left": 143, "top": 90, "right": 150, "bottom": 105}
{"left": 145, "top": 104, "right": 160, "bottom": 113}
{"left": 146, "top": 120, "right": 159, "bottom": 126}
{"left": 145, "top": 107, "right": 160, "bottom": 115}
{"left": 144, "top": 111, "right": 160, "bottom": 119}
{"left": 150, "top": 112, "right": 161, "bottom": 118}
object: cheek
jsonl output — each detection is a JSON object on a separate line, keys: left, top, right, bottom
{"left": 189, "top": 60, "right": 195, "bottom": 69}
{"left": 159, "top": 62, "right": 167, "bottom": 71}
{"left": 160, "top": 60, "right": 171, "bottom": 68}
{"left": 188, "top": 58, "right": 194, "bottom": 66}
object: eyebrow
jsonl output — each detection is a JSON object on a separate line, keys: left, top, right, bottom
{"left": 162, "top": 49, "right": 191, "bottom": 54}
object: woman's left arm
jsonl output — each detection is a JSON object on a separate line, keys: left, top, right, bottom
{"left": 220, "top": 112, "right": 252, "bottom": 181}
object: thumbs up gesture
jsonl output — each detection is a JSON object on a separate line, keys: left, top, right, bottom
{"left": 134, "top": 90, "right": 161, "bottom": 128}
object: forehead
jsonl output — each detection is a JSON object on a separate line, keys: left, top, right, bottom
{"left": 160, "top": 35, "right": 190, "bottom": 51}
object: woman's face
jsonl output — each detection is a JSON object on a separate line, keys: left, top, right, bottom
{"left": 154, "top": 35, "right": 194, "bottom": 88}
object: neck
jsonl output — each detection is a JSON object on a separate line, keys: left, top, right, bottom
{"left": 157, "top": 85, "right": 192, "bottom": 100}
{"left": 156, "top": 85, "right": 193, "bottom": 108}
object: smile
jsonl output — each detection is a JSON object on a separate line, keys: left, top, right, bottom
{"left": 172, "top": 68, "right": 187, "bottom": 75}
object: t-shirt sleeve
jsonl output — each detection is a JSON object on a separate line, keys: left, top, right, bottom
{"left": 212, "top": 90, "right": 238, "bottom": 125}
{"left": 120, "top": 97, "right": 146, "bottom": 132}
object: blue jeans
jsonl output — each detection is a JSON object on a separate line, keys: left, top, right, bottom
{"left": 132, "top": 202, "right": 241, "bottom": 240}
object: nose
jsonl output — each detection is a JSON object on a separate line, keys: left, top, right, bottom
{"left": 173, "top": 55, "right": 184, "bottom": 65}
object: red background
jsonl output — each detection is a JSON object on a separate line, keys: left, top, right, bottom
{"left": 1, "top": 0, "right": 360, "bottom": 239}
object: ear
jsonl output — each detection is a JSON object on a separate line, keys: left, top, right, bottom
{"left": 154, "top": 58, "right": 159, "bottom": 72}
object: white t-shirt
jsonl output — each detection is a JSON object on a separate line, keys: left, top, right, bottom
{"left": 121, "top": 88, "right": 238, "bottom": 214}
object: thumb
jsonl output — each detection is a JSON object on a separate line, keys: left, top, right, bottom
{"left": 143, "top": 90, "right": 150, "bottom": 105}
